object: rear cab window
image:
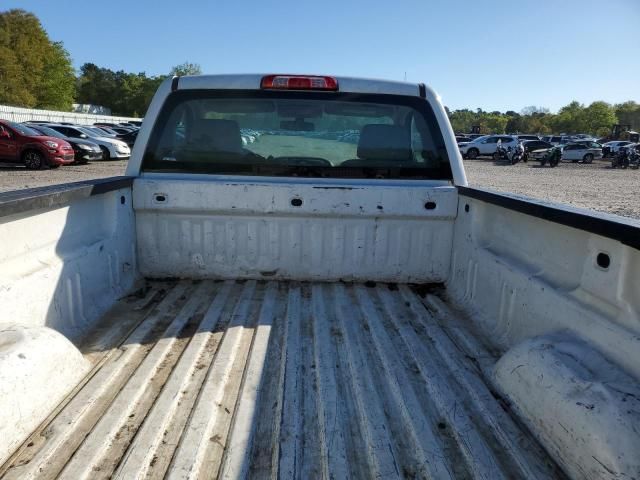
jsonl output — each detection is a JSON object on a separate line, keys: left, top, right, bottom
{"left": 142, "top": 90, "right": 452, "bottom": 180}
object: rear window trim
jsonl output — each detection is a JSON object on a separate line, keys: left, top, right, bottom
{"left": 142, "top": 89, "right": 452, "bottom": 181}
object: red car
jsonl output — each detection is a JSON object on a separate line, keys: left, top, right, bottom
{"left": 0, "top": 120, "right": 75, "bottom": 169}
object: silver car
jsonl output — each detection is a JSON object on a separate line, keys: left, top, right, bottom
{"left": 561, "top": 142, "right": 602, "bottom": 163}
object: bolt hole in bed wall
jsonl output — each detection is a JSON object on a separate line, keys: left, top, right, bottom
{"left": 290, "top": 198, "right": 303, "bottom": 207}
{"left": 120, "top": 195, "right": 126, "bottom": 205}
{"left": 596, "top": 252, "right": 611, "bottom": 269}
{"left": 424, "top": 201, "right": 437, "bottom": 210}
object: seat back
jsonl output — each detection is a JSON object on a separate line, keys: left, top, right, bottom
{"left": 190, "top": 119, "right": 242, "bottom": 153}
{"left": 357, "top": 124, "right": 412, "bottom": 161}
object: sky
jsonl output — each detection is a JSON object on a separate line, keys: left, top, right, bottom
{"left": 4, "top": 0, "right": 640, "bottom": 112}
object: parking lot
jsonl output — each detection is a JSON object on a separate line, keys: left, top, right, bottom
{"left": 1, "top": 158, "right": 639, "bottom": 220}
{"left": 464, "top": 159, "right": 640, "bottom": 220}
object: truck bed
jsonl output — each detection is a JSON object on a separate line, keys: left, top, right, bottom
{"left": 1, "top": 280, "right": 563, "bottom": 480}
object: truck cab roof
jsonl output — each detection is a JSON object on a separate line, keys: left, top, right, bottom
{"left": 173, "top": 74, "right": 427, "bottom": 97}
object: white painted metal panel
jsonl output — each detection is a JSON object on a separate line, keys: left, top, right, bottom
{"left": 1, "top": 280, "right": 563, "bottom": 479}
{"left": 0, "top": 188, "right": 138, "bottom": 341}
{"left": 494, "top": 332, "right": 640, "bottom": 480}
{"left": 447, "top": 196, "right": 640, "bottom": 380}
{"left": 176, "top": 74, "right": 421, "bottom": 96}
{"left": 0, "top": 324, "right": 89, "bottom": 467}
{"left": 133, "top": 178, "right": 457, "bottom": 282}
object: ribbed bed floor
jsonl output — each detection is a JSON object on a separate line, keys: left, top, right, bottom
{"left": 0, "top": 280, "right": 563, "bottom": 480}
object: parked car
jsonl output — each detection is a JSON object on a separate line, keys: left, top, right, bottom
{"left": 467, "top": 133, "right": 485, "bottom": 139}
{"left": 602, "top": 140, "right": 632, "bottom": 157}
{"left": 45, "top": 124, "right": 131, "bottom": 160}
{"left": 118, "top": 129, "right": 139, "bottom": 148}
{"left": 92, "top": 126, "right": 119, "bottom": 137}
{"left": 127, "top": 120, "right": 143, "bottom": 127}
{"left": 514, "top": 134, "right": 540, "bottom": 141}
{"left": 561, "top": 142, "right": 602, "bottom": 163}
{"left": 93, "top": 122, "right": 121, "bottom": 128}
{"left": 528, "top": 144, "right": 559, "bottom": 162}
{"left": 459, "top": 135, "right": 518, "bottom": 159}
{"left": 27, "top": 124, "right": 103, "bottom": 164}
{"left": 0, "top": 120, "right": 74, "bottom": 169}
{"left": 573, "top": 134, "right": 598, "bottom": 142}
{"left": 541, "top": 135, "right": 573, "bottom": 145}
{"left": 456, "top": 135, "right": 473, "bottom": 144}
{"left": 520, "top": 140, "right": 553, "bottom": 161}
{"left": 521, "top": 139, "right": 553, "bottom": 153}
{"left": 108, "top": 126, "right": 135, "bottom": 135}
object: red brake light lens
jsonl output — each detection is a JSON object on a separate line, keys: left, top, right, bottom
{"left": 261, "top": 75, "right": 338, "bottom": 91}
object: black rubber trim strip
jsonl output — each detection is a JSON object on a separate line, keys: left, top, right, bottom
{"left": 0, "top": 176, "right": 134, "bottom": 218}
{"left": 171, "top": 76, "right": 180, "bottom": 91}
{"left": 418, "top": 83, "right": 426, "bottom": 98}
{"left": 458, "top": 186, "right": 640, "bottom": 250}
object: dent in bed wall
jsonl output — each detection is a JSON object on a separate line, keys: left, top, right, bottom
{"left": 0, "top": 189, "right": 138, "bottom": 342}
{"left": 448, "top": 197, "right": 640, "bottom": 380}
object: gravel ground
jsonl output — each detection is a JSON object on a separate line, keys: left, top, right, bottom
{"left": 1, "top": 157, "right": 638, "bottom": 220}
{"left": 0, "top": 161, "right": 129, "bottom": 192}
{"left": 464, "top": 158, "right": 640, "bottom": 219}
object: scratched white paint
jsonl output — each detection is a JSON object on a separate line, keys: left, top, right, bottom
{"left": 133, "top": 178, "right": 457, "bottom": 282}
{"left": 494, "top": 332, "right": 640, "bottom": 480}
{"left": 448, "top": 196, "right": 640, "bottom": 480}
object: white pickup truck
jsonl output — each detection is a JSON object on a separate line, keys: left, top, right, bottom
{"left": 0, "top": 74, "right": 638, "bottom": 480}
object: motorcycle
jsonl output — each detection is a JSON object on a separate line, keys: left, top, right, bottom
{"left": 539, "top": 146, "right": 561, "bottom": 168}
{"left": 493, "top": 143, "right": 508, "bottom": 162}
{"left": 493, "top": 141, "right": 524, "bottom": 165}
{"left": 629, "top": 146, "right": 640, "bottom": 170}
{"left": 509, "top": 142, "right": 525, "bottom": 165}
{"left": 611, "top": 148, "right": 629, "bottom": 169}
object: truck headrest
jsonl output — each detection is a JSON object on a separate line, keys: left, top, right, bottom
{"left": 191, "top": 119, "right": 242, "bottom": 153}
{"left": 357, "top": 124, "right": 412, "bottom": 161}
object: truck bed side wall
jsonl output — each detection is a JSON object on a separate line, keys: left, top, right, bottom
{"left": 449, "top": 187, "right": 640, "bottom": 379}
{"left": 0, "top": 180, "right": 138, "bottom": 341}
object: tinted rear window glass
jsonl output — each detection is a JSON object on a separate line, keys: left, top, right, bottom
{"left": 142, "top": 90, "right": 452, "bottom": 180}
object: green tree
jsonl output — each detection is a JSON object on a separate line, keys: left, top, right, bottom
{"left": 551, "top": 101, "right": 585, "bottom": 133}
{"left": 170, "top": 61, "right": 202, "bottom": 76}
{"left": 615, "top": 101, "right": 640, "bottom": 131}
{"left": 0, "top": 9, "right": 75, "bottom": 109}
{"left": 38, "top": 42, "right": 75, "bottom": 109}
{"left": 481, "top": 114, "right": 508, "bottom": 134}
{"left": 448, "top": 109, "right": 477, "bottom": 133}
{"left": 76, "top": 63, "right": 117, "bottom": 109}
{"left": 76, "top": 63, "right": 167, "bottom": 117}
{"left": 582, "top": 101, "right": 617, "bottom": 137}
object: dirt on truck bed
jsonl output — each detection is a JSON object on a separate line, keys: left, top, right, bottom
{"left": 1, "top": 280, "right": 563, "bottom": 479}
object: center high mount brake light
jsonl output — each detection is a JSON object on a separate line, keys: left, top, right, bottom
{"left": 261, "top": 75, "right": 338, "bottom": 91}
